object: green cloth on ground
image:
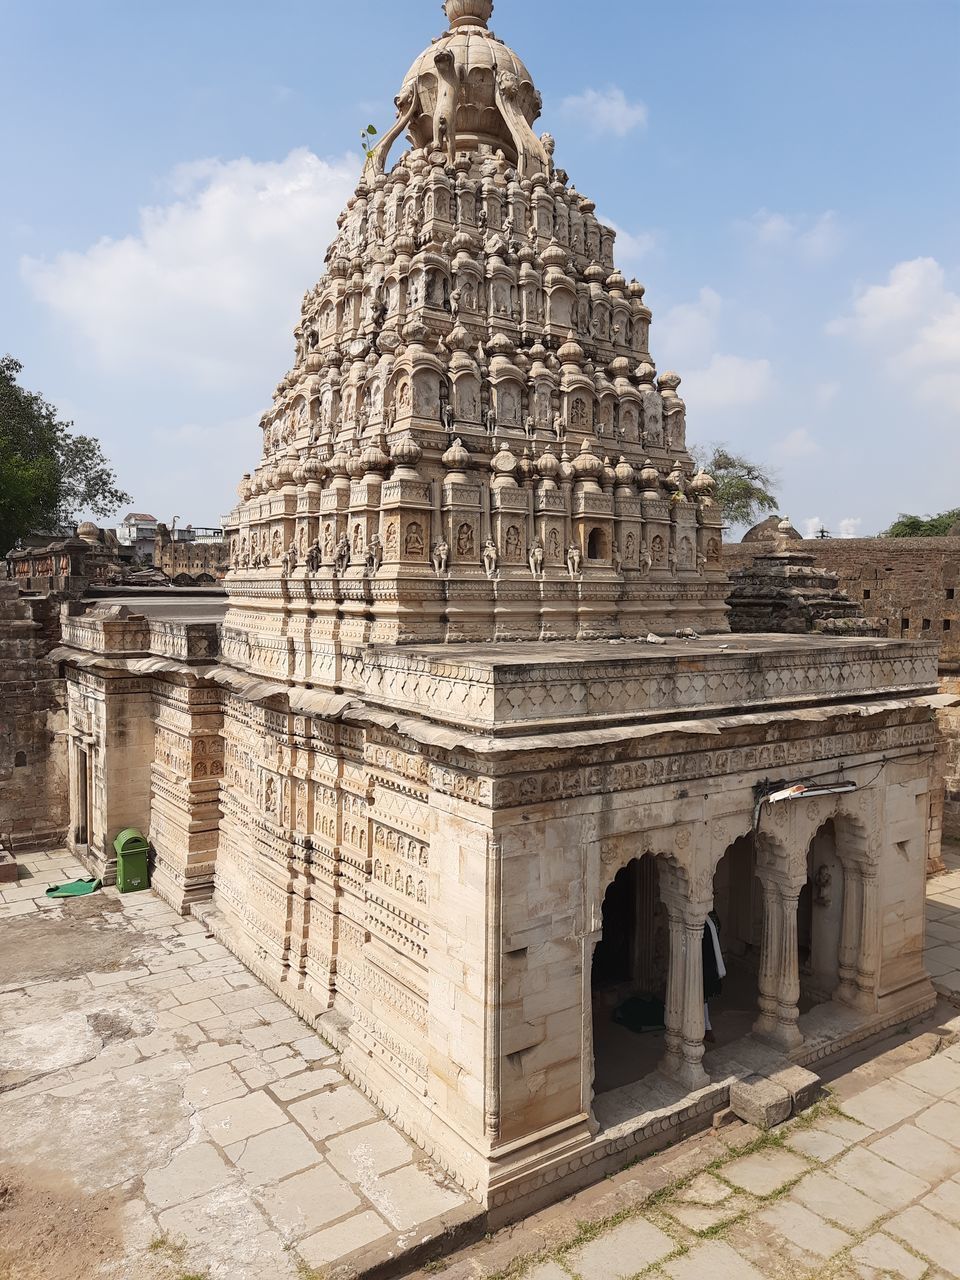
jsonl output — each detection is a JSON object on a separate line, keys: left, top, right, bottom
{"left": 613, "top": 994, "right": 666, "bottom": 1034}
{"left": 45, "top": 878, "right": 102, "bottom": 898}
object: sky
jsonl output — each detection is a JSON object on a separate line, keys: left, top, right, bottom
{"left": 2, "top": 0, "right": 958, "bottom": 537}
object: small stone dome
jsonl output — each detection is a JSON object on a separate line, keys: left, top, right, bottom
{"left": 442, "top": 437, "right": 471, "bottom": 472}
{"left": 359, "top": 442, "right": 390, "bottom": 474}
{"left": 558, "top": 332, "right": 584, "bottom": 365}
{"left": 390, "top": 432, "right": 423, "bottom": 469}
{"left": 400, "top": 0, "right": 540, "bottom": 165}
{"left": 743, "top": 514, "right": 801, "bottom": 544}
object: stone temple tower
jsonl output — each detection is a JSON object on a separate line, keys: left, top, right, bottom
{"left": 222, "top": 0, "right": 727, "bottom": 664}
{"left": 56, "top": 0, "right": 941, "bottom": 1224}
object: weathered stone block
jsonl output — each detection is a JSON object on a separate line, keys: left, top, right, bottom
{"left": 729, "top": 1075, "right": 792, "bottom": 1129}
{"left": 770, "top": 1065, "right": 821, "bottom": 1115}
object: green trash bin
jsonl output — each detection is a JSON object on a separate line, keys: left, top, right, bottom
{"left": 114, "top": 828, "right": 150, "bottom": 893}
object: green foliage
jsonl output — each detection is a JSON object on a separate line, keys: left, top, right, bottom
{"left": 360, "top": 122, "right": 379, "bottom": 155}
{"left": 689, "top": 442, "right": 779, "bottom": 528}
{"left": 880, "top": 508, "right": 960, "bottom": 538}
{"left": 0, "top": 354, "right": 129, "bottom": 555}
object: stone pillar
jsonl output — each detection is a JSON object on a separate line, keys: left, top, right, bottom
{"left": 754, "top": 875, "right": 781, "bottom": 1041}
{"left": 836, "top": 862, "right": 861, "bottom": 1005}
{"left": 659, "top": 890, "right": 709, "bottom": 1091}
{"left": 775, "top": 883, "right": 803, "bottom": 1049}
{"left": 679, "top": 909, "right": 709, "bottom": 1089}
{"left": 660, "top": 901, "right": 685, "bottom": 1080}
{"left": 754, "top": 871, "right": 804, "bottom": 1050}
{"left": 856, "top": 864, "right": 880, "bottom": 1010}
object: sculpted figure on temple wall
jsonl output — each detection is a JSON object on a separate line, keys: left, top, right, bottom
{"left": 334, "top": 533, "right": 351, "bottom": 576}
{"left": 306, "top": 540, "right": 321, "bottom": 573}
{"left": 482, "top": 540, "right": 499, "bottom": 577}
{"left": 432, "top": 540, "right": 449, "bottom": 576}
{"left": 456, "top": 523, "right": 475, "bottom": 557}
{"left": 567, "top": 543, "right": 582, "bottom": 578}
{"left": 365, "top": 535, "right": 383, "bottom": 574}
{"left": 405, "top": 522, "right": 425, "bottom": 557}
{"left": 529, "top": 537, "right": 544, "bottom": 578}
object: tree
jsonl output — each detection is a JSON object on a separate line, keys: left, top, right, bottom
{"left": 0, "top": 355, "right": 130, "bottom": 554}
{"left": 880, "top": 509, "right": 960, "bottom": 538}
{"left": 689, "top": 443, "right": 779, "bottom": 527}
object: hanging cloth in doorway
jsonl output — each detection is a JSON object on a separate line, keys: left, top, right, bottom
{"left": 705, "top": 914, "right": 726, "bottom": 979}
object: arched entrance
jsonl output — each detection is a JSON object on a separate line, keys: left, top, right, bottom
{"left": 799, "top": 819, "right": 846, "bottom": 1003}
{"left": 705, "top": 835, "right": 763, "bottom": 1052}
{"left": 591, "top": 855, "right": 668, "bottom": 1094}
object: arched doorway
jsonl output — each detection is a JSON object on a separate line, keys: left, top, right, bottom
{"left": 799, "top": 820, "right": 845, "bottom": 1003}
{"left": 706, "top": 835, "right": 763, "bottom": 1052}
{"left": 591, "top": 855, "right": 667, "bottom": 1094}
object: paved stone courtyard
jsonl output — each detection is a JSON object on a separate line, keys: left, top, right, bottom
{"left": 0, "top": 850, "right": 475, "bottom": 1280}
{"left": 4, "top": 845, "right": 960, "bottom": 1279}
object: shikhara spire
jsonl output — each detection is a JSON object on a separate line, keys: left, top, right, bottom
{"left": 224, "top": 0, "right": 727, "bottom": 651}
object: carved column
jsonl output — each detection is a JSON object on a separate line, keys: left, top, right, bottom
{"left": 775, "top": 883, "right": 804, "bottom": 1049}
{"left": 754, "top": 875, "right": 781, "bottom": 1041}
{"left": 679, "top": 908, "right": 709, "bottom": 1090}
{"left": 659, "top": 882, "right": 709, "bottom": 1091}
{"left": 659, "top": 900, "right": 685, "bottom": 1081}
{"left": 856, "top": 864, "right": 880, "bottom": 1009}
{"left": 836, "top": 862, "right": 861, "bottom": 1005}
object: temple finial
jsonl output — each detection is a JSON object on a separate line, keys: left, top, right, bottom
{"left": 443, "top": 0, "right": 493, "bottom": 30}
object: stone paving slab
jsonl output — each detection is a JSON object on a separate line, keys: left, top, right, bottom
{"left": 565, "top": 1217, "right": 676, "bottom": 1279}
{"left": 0, "top": 850, "right": 478, "bottom": 1280}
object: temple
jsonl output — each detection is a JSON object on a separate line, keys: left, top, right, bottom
{"left": 50, "top": 0, "right": 942, "bottom": 1217}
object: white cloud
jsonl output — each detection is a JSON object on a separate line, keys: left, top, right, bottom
{"left": 777, "top": 428, "right": 820, "bottom": 460}
{"left": 657, "top": 287, "right": 723, "bottom": 368}
{"left": 682, "top": 354, "right": 775, "bottom": 411}
{"left": 22, "top": 148, "right": 360, "bottom": 393}
{"left": 815, "top": 380, "right": 839, "bottom": 407}
{"left": 828, "top": 257, "right": 960, "bottom": 412}
{"left": 744, "top": 208, "right": 842, "bottom": 262}
{"left": 655, "top": 288, "right": 774, "bottom": 410}
{"left": 559, "top": 86, "right": 648, "bottom": 137}
{"left": 838, "top": 517, "right": 862, "bottom": 538}
{"left": 802, "top": 517, "right": 823, "bottom": 539}
{"left": 602, "top": 217, "right": 655, "bottom": 267}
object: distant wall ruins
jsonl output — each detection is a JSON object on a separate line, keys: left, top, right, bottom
{"left": 0, "top": 583, "right": 69, "bottom": 849}
{"left": 726, "top": 536, "right": 960, "bottom": 840}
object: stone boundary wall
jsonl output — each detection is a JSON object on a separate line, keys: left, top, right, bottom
{"left": 0, "top": 584, "right": 69, "bottom": 848}
{"left": 725, "top": 537, "right": 960, "bottom": 840}
{"left": 943, "top": 675, "right": 960, "bottom": 839}
{"left": 724, "top": 537, "right": 960, "bottom": 661}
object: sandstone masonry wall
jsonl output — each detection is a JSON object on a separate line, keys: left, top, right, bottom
{"left": 725, "top": 537, "right": 960, "bottom": 839}
{"left": 724, "top": 537, "right": 960, "bottom": 658}
{"left": 0, "top": 583, "right": 68, "bottom": 848}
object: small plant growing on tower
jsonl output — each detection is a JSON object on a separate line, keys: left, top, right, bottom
{"left": 361, "top": 123, "right": 379, "bottom": 156}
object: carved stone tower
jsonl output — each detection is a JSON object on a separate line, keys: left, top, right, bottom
{"left": 222, "top": 0, "right": 727, "bottom": 671}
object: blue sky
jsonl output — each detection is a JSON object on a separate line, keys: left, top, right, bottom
{"left": 2, "top": 0, "right": 958, "bottom": 536}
